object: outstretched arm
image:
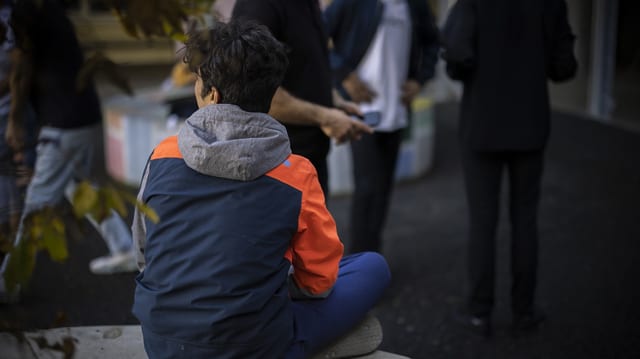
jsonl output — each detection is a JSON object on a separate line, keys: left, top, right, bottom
{"left": 269, "top": 87, "right": 372, "bottom": 144}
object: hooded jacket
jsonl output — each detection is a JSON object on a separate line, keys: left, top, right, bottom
{"left": 131, "top": 104, "right": 344, "bottom": 358}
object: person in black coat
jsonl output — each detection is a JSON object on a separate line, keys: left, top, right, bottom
{"left": 441, "top": 0, "right": 577, "bottom": 336}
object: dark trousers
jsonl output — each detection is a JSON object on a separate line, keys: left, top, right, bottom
{"left": 349, "top": 130, "right": 403, "bottom": 253}
{"left": 460, "top": 146, "right": 544, "bottom": 317}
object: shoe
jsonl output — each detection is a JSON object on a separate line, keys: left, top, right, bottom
{"left": 454, "top": 309, "right": 492, "bottom": 337}
{"left": 0, "top": 276, "right": 20, "bottom": 304}
{"left": 89, "top": 251, "right": 138, "bottom": 275}
{"left": 310, "top": 314, "right": 383, "bottom": 359}
{"left": 512, "top": 310, "right": 546, "bottom": 335}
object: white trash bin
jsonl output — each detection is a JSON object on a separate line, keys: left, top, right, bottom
{"left": 103, "top": 88, "right": 193, "bottom": 187}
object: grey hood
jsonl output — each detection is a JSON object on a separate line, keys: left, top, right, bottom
{"left": 177, "top": 104, "right": 291, "bottom": 181}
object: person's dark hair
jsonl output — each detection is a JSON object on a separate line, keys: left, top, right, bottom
{"left": 183, "top": 19, "right": 289, "bottom": 113}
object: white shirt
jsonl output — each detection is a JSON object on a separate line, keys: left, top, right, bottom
{"left": 356, "top": 0, "right": 412, "bottom": 132}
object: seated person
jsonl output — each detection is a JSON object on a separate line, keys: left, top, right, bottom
{"left": 131, "top": 19, "right": 391, "bottom": 359}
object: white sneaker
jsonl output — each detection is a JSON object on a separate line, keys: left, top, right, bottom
{"left": 89, "top": 251, "right": 138, "bottom": 275}
{"left": 311, "top": 314, "right": 383, "bottom": 359}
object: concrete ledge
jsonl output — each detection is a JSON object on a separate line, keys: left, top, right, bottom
{"left": 0, "top": 331, "right": 36, "bottom": 359}
{"left": 1, "top": 326, "right": 410, "bottom": 358}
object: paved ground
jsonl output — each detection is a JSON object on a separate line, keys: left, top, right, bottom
{"left": 1, "top": 102, "right": 639, "bottom": 358}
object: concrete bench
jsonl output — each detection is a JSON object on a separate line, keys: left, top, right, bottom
{"left": 1, "top": 325, "right": 410, "bottom": 358}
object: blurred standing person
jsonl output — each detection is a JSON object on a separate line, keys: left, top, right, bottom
{"left": 1, "top": 0, "right": 137, "bottom": 295}
{"left": 324, "top": 0, "right": 439, "bottom": 254}
{"left": 232, "top": 0, "right": 373, "bottom": 194}
{"left": 0, "top": 0, "right": 22, "bottom": 244}
{"left": 441, "top": 0, "right": 578, "bottom": 336}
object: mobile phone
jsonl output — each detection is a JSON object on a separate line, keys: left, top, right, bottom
{"left": 358, "top": 111, "right": 381, "bottom": 127}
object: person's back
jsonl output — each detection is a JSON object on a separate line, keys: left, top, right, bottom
{"left": 132, "top": 20, "right": 390, "bottom": 359}
{"left": 445, "top": 0, "right": 577, "bottom": 150}
{"left": 133, "top": 107, "right": 307, "bottom": 356}
{"left": 468, "top": 0, "right": 549, "bottom": 147}
{"left": 441, "top": 0, "right": 577, "bottom": 336}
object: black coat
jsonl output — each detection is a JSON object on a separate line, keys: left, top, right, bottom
{"left": 441, "top": 0, "right": 577, "bottom": 151}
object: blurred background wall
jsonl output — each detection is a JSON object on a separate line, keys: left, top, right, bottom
{"left": 68, "top": 0, "right": 639, "bottom": 128}
{"left": 64, "top": 0, "right": 639, "bottom": 189}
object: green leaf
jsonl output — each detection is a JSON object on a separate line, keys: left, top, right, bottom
{"left": 121, "top": 191, "right": 160, "bottom": 223}
{"left": 114, "top": 11, "right": 140, "bottom": 38}
{"left": 89, "top": 201, "right": 110, "bottom": 224}
{"left": 4, "top": 228, "right": 38, "bottom": 292}
{"left": 169, "top": 32, "right": 188, "bottom": 43}
{"left": 78, "top": 52, "right": 134, "bottom": 96}
{"left": 103, "top": 186, "right": 128, "bottom": 218}
{"left": 137, "top": 202, "right": 160, "bottom": 224}
{"left": 72, "top": 181, "right": 98, "bottom": 219}
{"left": 40, "top": 217, "right": 68, "bottom": 262}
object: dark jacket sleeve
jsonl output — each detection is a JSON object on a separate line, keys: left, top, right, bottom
{"left": 408, "top": 0, "right": 440, "bottom": 85}
{"left": 324, "top": 0, "right": 352, "bottom": 84}
{"left": 324, "top": 0, "right": 382, "bottom": 86}
{"left": 440, "top": 0, "right": 476, "bottom": 82}
{"left": 544, "top": 0, "right": 578, "bottom": 82}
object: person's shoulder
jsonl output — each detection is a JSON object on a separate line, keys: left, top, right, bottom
{"left": 266, "top": 154, "right": 318, "bottom": 192}
{"left": 151, "top": 136, "right": 182, "bottom": 161}
{"left": 274, "top": 154, "right": 316, "bottom": 176}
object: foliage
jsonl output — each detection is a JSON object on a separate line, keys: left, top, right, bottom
{"left": 3, "top": 180, "right": 158, "bottom": 292}
{"left": 76, "top": 0, "right": 216, "bottom": 95}
{"left": 2, "top": 0, "right": 213, "bottom": 293}
{"left": 4, "top": 208, "right": 66, "bottom": 292}
{"left": 77, "top": 52, "right": 134, "bottom": 95}
{"left": 106, "top": 0, "right": 216, "bottom": 42}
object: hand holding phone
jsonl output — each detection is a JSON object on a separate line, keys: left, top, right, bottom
{"left": 354, "top": 111, "right": 381, "bottom": 127}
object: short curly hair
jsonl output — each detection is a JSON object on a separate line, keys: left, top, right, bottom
{"left": 183, "top": 19, "right": 289, "bottom": 113}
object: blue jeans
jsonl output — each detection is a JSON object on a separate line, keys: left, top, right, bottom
{"left": 1, "top": 125, "right": 132, "bottom": 274}
{"left": 140, "top": 252, "right": 391, "bottom": 359}
{"left": 286, "top": 252, "right": 391, "bottom": 358}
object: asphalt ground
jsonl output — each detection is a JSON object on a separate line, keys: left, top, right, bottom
{"left": 1, "top": 102, "right": 639, "bottom": 359}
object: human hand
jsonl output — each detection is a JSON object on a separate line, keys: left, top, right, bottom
{"left": 401, "top": 79, "right": 422, "bottom": 106}
{"left": 342, "top": 72, "right": 376, "bottom": 103}
{"left": 332, "top": 89, "right": 363, "bottom": 117}
{"left": 320, "top": 107, "right": 373, "bottom": 145}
